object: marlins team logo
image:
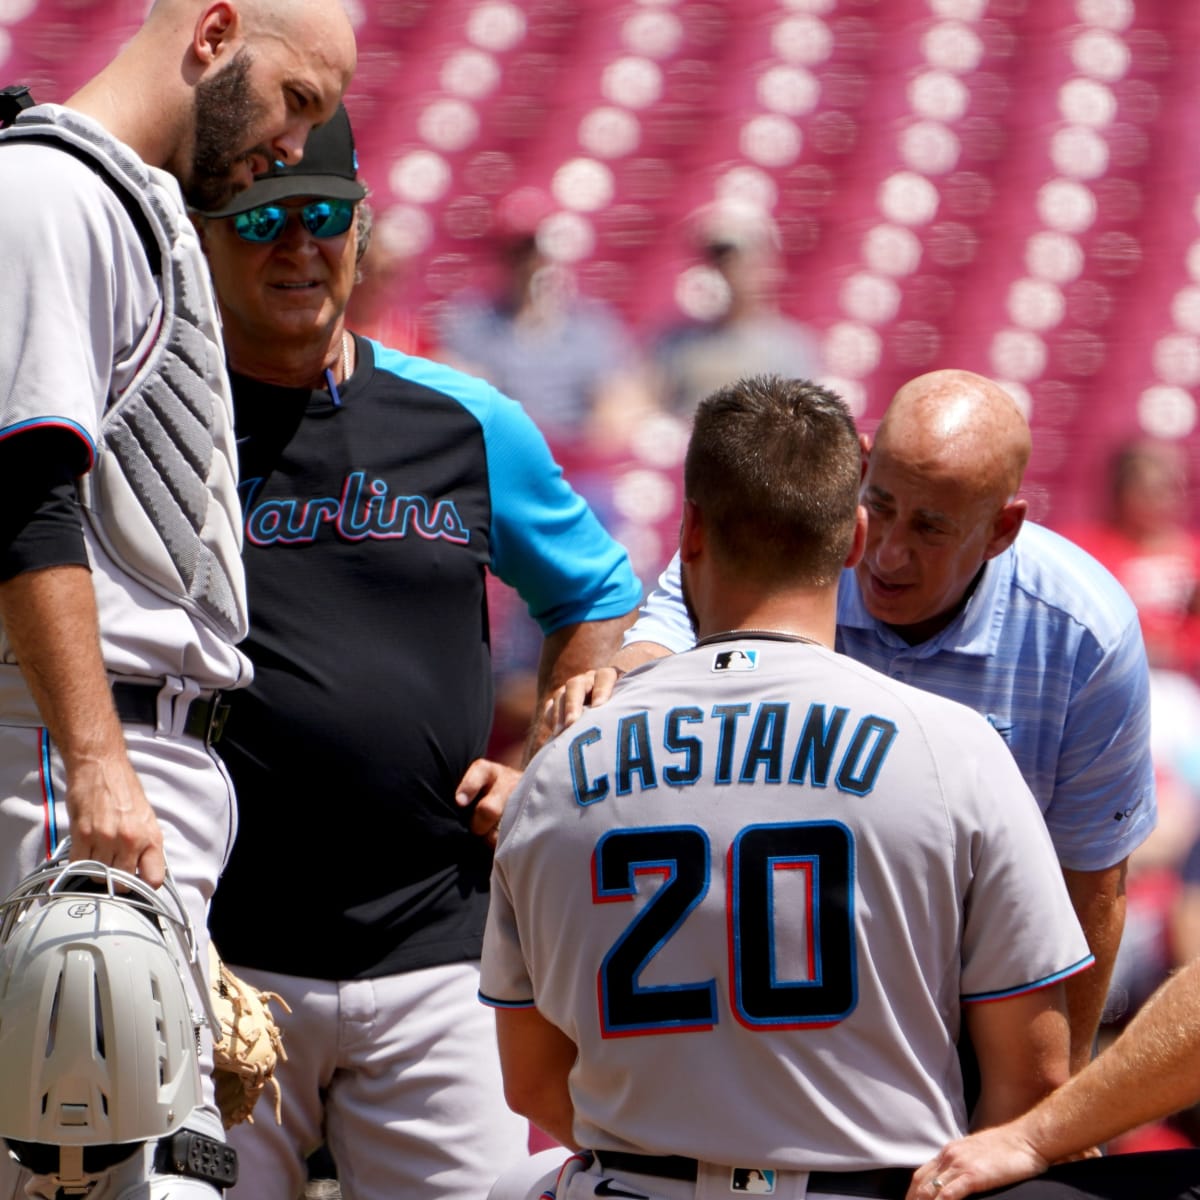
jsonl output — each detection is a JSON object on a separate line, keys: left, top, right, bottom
{"left": 712, "top": 647, "right": 758, "bottom": 673}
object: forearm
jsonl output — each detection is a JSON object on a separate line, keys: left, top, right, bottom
{"left": 0, "top": 564, "right": 126, "bottom": 766}
{"left": 1017, "top": 962, "right": 1200, "bottom": 1158}
{"left": 967, "top": 986, "right": 1071, "bottom": 1131}
{"left": 612, "top": 639, "right": 672, "bottom": 674}
{"left": 496, "top": 1007, "right": 581, "bottom": 1149}
{"left": 524, "top": 612, "right": 636, "bottom": 764}
{"left": 534, "top": 612, "right": 637, "bottom": 700}
{"left": 1062, "top": 863, "right": 1127, "bottom": 1072}
{"left": 509, "top": 1076, "right": 578, "bottom": 1150}
{"left": 0, "top": 564, "right": 162, "bottom": 879}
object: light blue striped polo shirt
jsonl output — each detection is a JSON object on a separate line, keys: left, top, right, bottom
{"left": 627, "top": 522, "right": 1156, "bottom": 871}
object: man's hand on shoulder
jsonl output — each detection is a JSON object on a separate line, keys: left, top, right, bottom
{"left": 534, "top": 640, "right": 675, "bottom": 747}
{"left": 538, "top": 667, "right": 624, "bottom": 742}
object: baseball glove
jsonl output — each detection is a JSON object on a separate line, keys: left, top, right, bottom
{"left": 208, "top": 942, "right": 291, "bottom": 1129}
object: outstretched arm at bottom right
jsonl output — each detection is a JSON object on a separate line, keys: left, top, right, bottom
{"left": 906, "top": 959, "right": 1200, "bottom": 1200}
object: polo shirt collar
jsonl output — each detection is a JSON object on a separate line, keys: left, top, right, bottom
{"left": 836, "top": 544, "right": 1016, "bottom": 657}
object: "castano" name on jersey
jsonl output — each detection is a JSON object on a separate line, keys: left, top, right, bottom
{"left": 568, "top": 703, "right": 898, "bottom": 806}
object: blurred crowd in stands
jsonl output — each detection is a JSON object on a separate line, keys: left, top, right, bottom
{"left": 1062, "top": 435, "right": 1200, "bottom": 1155}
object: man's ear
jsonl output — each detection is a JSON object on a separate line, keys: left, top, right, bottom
{"left": 194, "top": 2, "right": 238, "bottom": 66}
{"left": 679, "top": 499, "right": 704, "bottom": 565}
{"left": 984, "top": 497, "right": 1027, "bottom": 561}
{"left": 844, "top": 505, "right": 867, "bottom": 569}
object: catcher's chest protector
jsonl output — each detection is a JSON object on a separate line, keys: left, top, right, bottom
{"left": 0, "top": 106, "right": 248, "bottom": 644}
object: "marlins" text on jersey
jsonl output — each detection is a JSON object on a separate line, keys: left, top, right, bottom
{"left": 568, "top": 702, "right": 898, "bottom": 806}
{"left": 240, "top": 472, "right": 471, "bottom": 547}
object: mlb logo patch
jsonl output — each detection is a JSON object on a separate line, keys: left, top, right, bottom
{"left": 730, "top": 1167, "right": 775, "bottom": 1193}
{"left": 712, "top": 648, "right": 758, "bottom": 673}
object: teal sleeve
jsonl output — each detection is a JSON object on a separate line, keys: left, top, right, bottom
{"left": 371, "top": 344, "right": 642, "bottom": 633}
{"left": 481, "top": 387, "right": 643, "bottom": 632}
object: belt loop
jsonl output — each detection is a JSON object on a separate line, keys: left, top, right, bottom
{"left": 156, "top": 677, "right": 198, "bottom": 739}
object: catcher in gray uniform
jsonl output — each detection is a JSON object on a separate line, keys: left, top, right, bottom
{"left": 480, "top": 376, "right": 1093, "bottom": 1200}
{"left": 0, "top": 3, "right": 355, "bottom": 1196}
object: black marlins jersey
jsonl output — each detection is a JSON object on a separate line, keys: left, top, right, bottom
{"left": 210, "top": 337, "right": 640, "bottom": 979}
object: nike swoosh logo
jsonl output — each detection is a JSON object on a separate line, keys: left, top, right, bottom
{"left": 595, "top": 1180, "right": 648, "bottom": 1199}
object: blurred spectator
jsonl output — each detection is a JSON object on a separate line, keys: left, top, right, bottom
{"left": 435, "top": 205, "right": 655, "bottom": 450}
{"left": 1104, "top": 779, "right": 1200, "bottom": 1153}
{"left": 344, "top": 214, "right": 429, "bottom": 356}
{"left": 1173, "top": 834, "right": 1200, "bottom": 970}
{"left": 486, "top": 411, "right": 689, "bottom": 765}
{"left": 1167, "top": 668, "right": 1200, "bottom": 977}
{"left": 1103, "top": 667, "right": 1200, "bottom": 1153}
{"left": 650, "top": 198, "right": 823, "bottom": 418}
{"left": 1105, "top": 763, "right": 1196, "bottom": 1022}
{"left": 1156, "top": 801, "right": 1200, "bottom": 1151}
{"left": 437, "top": 200, "right": 660, "bottom": 760}
{"left": 1149, "top": 666, "right": 1200, "bottom": 801}
{"left": 1064, "top": 437, "right": 1200, "bottom": 678}
{"left": 1105, "top": 667, "right": 1200, "bottom": 1023}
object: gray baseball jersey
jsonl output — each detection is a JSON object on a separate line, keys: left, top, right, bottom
{"left": 480, "top": 635, "right": 1092, "bottom": 1171}
{"left": 0, "top": 110, "right": 250, "bottom": 689}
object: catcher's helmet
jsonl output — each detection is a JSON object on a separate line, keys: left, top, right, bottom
{"left": 0, "top": 853, "right": 207, "bottom": 1157}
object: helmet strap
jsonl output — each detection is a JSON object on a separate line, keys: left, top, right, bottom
{"left": 55, "top": 1145, "right": 85, "bottom": 1192}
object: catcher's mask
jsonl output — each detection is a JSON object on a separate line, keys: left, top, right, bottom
{"left": 0, "top": 848, "right": 214, "bottom": 1178}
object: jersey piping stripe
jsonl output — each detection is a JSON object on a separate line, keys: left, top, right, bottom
{"left": 121, "top": 307, "right": 163, "bottom": 399}
{"left": 961, "top": 952, "right": 1096, "bottom": 1003}
{"left": 544, "top": 1153, "right": 591, "bottom": 1200}
{"left": 38, "top": 727, "right": 59, "bottom": 859}
{"left": 0, "top": 417, "right": 96, "bottom": 471}
{"left": 477, "top": 990, "right": 536, "bottom": 1009}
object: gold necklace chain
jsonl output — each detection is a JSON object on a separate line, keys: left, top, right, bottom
{"left": 341, "top": 331, "right": 353, "bottom": 384}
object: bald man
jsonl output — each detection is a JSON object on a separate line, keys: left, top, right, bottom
{"left": 551, "top": 369, "right": 1156, "bottom": 1083}
{"left": 0, "top": 4, "right": 354, "bottom": 1196}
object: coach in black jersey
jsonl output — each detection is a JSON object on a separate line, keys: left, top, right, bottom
{"left": 195, "top": 106, "right": 642, "bottom": 1200}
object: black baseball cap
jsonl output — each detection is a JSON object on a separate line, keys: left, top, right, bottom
{"left": 202, "top": 103, "right": 367, "bottom": 217}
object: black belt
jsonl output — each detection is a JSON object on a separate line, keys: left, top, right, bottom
{"left": 111, "top": 681, "right": 230, "bottom": 746}
{"left": 594, "top": 1153, "right": 913, "bottom": 1199}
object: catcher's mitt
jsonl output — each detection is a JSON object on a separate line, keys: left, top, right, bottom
{"left": 208, "top": 943, "right": 291, "bottom": 1129}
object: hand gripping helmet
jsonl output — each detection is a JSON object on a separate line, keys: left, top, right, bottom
{"left": 0, "top": 852, "right": 210, "bottom": 1171}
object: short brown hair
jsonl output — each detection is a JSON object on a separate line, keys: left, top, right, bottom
{"left": 685, "top": 375, "right": 860, "bottom": 587}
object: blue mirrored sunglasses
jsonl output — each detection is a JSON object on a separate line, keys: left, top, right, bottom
{"left": 232, "top": 198, "right": 356, "bottom": 244}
